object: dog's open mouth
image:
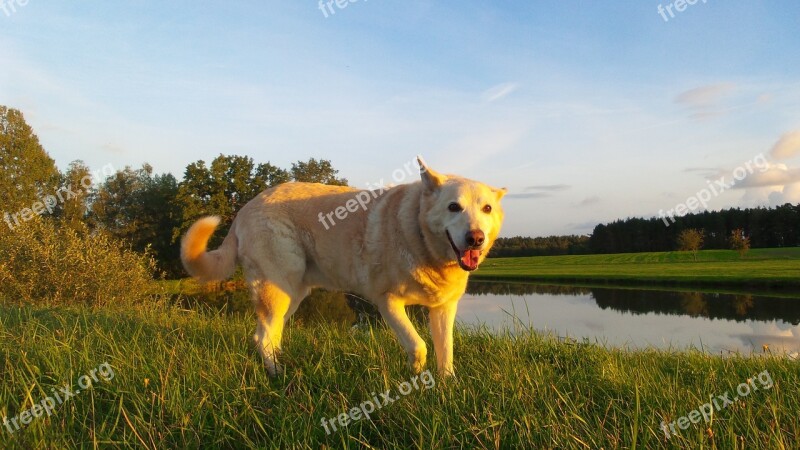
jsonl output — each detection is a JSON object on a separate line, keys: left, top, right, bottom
{"left": 446, "top": 230, "right": 481, "bottom": 271}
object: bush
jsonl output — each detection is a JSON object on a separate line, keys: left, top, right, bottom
{"left": 0, "top": 217, "right": 159, "bottom": 306}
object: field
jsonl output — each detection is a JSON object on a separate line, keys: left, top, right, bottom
{"left": 1, "top": 302, "right": 798, "bottom": 449}
{"left": 3, "top": 245, "right": 800, "bottom": 448}
{"left": 476, "top": 248, "right": 800, "bottom": 289}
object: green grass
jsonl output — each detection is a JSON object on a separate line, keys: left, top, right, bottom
{"left": 476, "top": 248, "right": 800, "bottom": 289}
{"left": 1, "top": 302, "right": 798, "bottom": 449}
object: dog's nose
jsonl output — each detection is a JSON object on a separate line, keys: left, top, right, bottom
{"left": 465, "top": 229, "right": 485, "bottom": 248}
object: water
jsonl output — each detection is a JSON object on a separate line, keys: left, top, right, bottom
{"left": 461, "top": 282, "right": 800, "bottom": 356}
{"left": 176, "top": 282, "right": 800, "bottom": 356}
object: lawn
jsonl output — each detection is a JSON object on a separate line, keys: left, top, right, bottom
{"left": 1, "top": 302, "right": 798, "bottom": 449}
{"left": 475, "top": 248, "right": 800, "bottom": 289}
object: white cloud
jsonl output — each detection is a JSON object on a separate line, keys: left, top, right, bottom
{"left": 769, "top": 131, "right": 800, "bottom": 160}
{"left": 731, "top": 162, "right": 800, "bottom": 189}
{"left": 481, "top": 82, "right": 519, "bottom": 103}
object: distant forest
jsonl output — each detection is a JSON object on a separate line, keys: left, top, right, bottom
{"left": 489, "top": 204, "right": 800, "bottom": 257}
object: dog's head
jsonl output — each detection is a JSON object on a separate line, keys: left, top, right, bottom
{"left": 417, "top": 156, "right": 506, "bottom": 272}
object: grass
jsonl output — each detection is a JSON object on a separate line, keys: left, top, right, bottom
{"left": 1, "top": 302, "right": 798, "bottom": 449}
{"left": 475, "top": 248, "right": 800, "bottom": 290}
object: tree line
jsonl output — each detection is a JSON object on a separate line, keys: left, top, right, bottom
{"left": 490, "top": 205, "right": 792, "bottom": 258}
{"left": 588, "top": 205, "right": 798, "bottom": 254}
{"left": 0, "top": 106, "right": 347, "bottom": 278}
{"left": 5, "top": 105, "right": 796, "bottom": 276}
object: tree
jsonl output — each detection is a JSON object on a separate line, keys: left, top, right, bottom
{"left": 173, "top": 155, "right": 290, "bottom": 247}
{"left": 0, "top": 106, "right": 60, "bottom": 214}
{"left": 677, "top": 228, "right": 704, "bottom": 260}
{"left": 729, "top": 228, "right": 751, "bottom": 257}
{"left": 291, "top": 158, "right": 348, "bottom": 185}
{"left": 57, "top": 160, "right": 93, "bottom": 233}
{"left": 92, "top": 164, "right": 184, "bottom": 277}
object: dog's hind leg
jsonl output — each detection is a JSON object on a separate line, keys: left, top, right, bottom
{"left": 251, "top": 280, "right": 298, "bottom": 376}
{"left": 378, "top": 297, "right": 427, "bottom": 373}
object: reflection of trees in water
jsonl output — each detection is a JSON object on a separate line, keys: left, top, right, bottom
{"left": 467, "top": 281, "right": 591, "bottom": 296}
{"left": 733, "top": 295, "right": 754, "bottom": 317}
{"left": 680, "top": 292, "right": 708, "bottom": 317}
{"left": 591, "top": 289, "right": 800, "bottom": 325}
{"left": 467, "top": 282, "right": 800, "bottom": 325}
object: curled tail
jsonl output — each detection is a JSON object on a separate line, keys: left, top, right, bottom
{"left": 180, "top": 216, "right": 238, "bottom": 282}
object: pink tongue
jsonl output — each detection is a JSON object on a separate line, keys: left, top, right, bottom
{"left": 461, "top": 250, "right": 481, "bottom": 268}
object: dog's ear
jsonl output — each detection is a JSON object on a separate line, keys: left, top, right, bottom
{"left": 495, "top": 187, "right": 507, "bottom": 200}
{"left": 417, "top": 155, "right": 446, "bottom": 190}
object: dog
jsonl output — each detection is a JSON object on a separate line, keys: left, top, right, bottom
{"left": 180, "top": 157, "right": 506, "bottom": 376}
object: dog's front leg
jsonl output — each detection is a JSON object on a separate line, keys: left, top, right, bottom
{"left": 378, "top": 299, "right": 427, "bottom": 373}
{"left": 429, "top": 301, "right": 458, "bottom": 377}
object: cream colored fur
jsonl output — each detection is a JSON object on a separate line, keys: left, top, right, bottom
{"left": 181, "top": 158, "right": 506, "bottom": 376}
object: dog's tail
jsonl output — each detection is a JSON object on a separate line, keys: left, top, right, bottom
{"left": 180, "top": 216, "right": 238, "bottom": 282}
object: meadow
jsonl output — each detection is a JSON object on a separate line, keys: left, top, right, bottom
{"left": 2, "top": 223, "right": 799, "bottom": 449}
{"left": 475, "top": 248, "right": 800, "bottom": 290}
{"left": 1, "top": 302, "right": 798, "bottom": 449}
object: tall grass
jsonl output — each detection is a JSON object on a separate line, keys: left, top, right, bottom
{"left": 1, "top": 302, "right": 797, "bottom": 449}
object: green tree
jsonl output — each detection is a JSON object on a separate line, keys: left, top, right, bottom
{"left": 728, "top": 228, "right": 751, "bottom": 258}
{"left": 92, "top": 164, "right": 184, "bottom": 277}
{"left": 174, "top": 155, "right": 290, "bottom": 246}
{"left": 0, "top": 106, "right": 60, "bottom": 215}
{"left": 291, "top": 158, "right": 348, "bottom": 185}
{"left": 677, "top": 228, "right": 704, "bottom": 261}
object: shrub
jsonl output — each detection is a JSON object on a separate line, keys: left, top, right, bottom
{"left": 0, "top": 217, "right": 159, "bottom": 306}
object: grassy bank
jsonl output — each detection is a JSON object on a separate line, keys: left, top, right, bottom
{"left": 475, "top": 248, "right": 800, "bottom": 290}
{"left": 1, "top": 303, "right": 798, "bottom": 449}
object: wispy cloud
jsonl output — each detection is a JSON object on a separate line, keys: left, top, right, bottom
{"left": 577, "top": 196, "right": 600, "bottom": 207}
{"left": 482, "top": 82, "right": 519, "bottom": 103}
{"left": 505, "top": 192, "right": 552, "bottom": 200}
{"left": 769, "top": 131, "right": 800, "bottom": 160}
{"left": 675, "top": 83, "right": 736, "bottom": 108}
{"left": 524, "top": 184, "right": 570, "bottom": 192}
{"left": 674, "top": 83, "right": 739, "bottom": 121}
{"left": 505, "top": 184, "right": 571, "bottom": 200}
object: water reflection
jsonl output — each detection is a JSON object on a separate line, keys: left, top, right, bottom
{"left": 462, "top": 282, "right": 800, "bottom": 355}
{"left": 466, "top": 281, "right": 800, "bottom": 324}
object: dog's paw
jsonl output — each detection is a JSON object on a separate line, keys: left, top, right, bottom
{"left": 439, "top": 367, "right": 456, "bottom": 379}
{"left": 265, "top": 361, "right": 284, "bottom": 377}
{"left": 408, "top": 347, "right": 427, "bottom": 374}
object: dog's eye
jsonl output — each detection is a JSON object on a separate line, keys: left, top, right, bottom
{"left": 482, "top": 204, "right": 492, "bottom": 214}
{"left": 448, "top": 202, "right": 463, "bottom": 212}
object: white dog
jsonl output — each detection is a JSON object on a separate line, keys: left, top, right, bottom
{"left": 181, "top": 158, "right": 506, "bottom": 376}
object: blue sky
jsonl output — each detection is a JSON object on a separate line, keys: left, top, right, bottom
{"left": 2, "top": 1, "right": 799, "bottom": 236}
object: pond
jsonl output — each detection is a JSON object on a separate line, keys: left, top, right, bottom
{"left": 176, "top": 281, "right": 800, "bottom": 357}
{"left": 461, "top": 282, "right": 800, "bottom": 356}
